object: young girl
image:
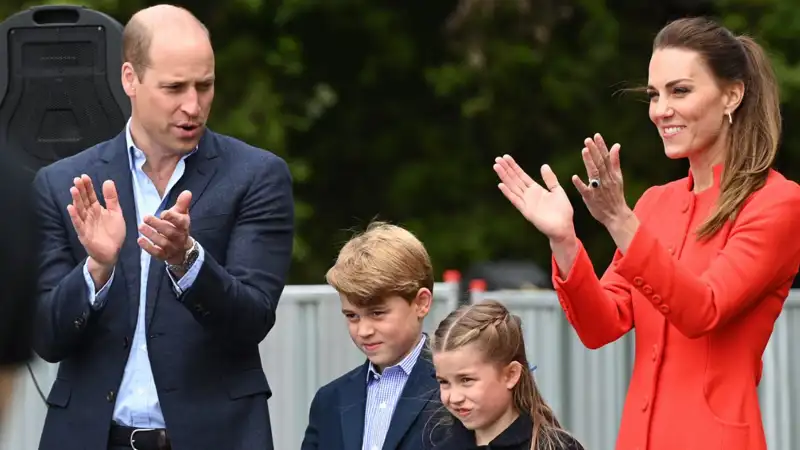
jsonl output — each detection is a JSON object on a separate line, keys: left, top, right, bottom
{"left": 430, "top": 300, "right": 584, "bottom": 450}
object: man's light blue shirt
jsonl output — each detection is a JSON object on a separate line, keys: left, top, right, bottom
{"left": 81, "top": 119, "right": 205, "bottom": 427}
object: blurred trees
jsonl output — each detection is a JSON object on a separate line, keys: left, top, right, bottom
{"left": 3, "top": 0, "right": 798, "bottom": 283}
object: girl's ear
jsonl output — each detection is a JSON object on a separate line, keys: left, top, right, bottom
{"left": 503, "top": 361, "right": 523, "bottom": 390}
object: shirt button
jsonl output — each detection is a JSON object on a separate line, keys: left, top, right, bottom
{"left": 641, "top": 396, "right": 650, "bottom": 412}
{"left": 123, "top": 337, "right": 129, "bottom": 348}
{"left": 651, "top": 345, "right": 658, "bottom": 362}
{"left": 107, "top": 390, "right": 116, "bottom": 402}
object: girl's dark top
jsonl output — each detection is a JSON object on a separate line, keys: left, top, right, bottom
{"left": 435, "top": 412, "right": 585, "bottom": 450}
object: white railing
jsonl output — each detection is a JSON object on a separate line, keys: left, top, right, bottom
{"left": 0, "top": 282, "right": 460, "bottom": 450}
{"left": 2, "top": 284, "right": 797, "bottom": 450}
{"left": 469, "top": 289, "right": 800, "bottom": 450}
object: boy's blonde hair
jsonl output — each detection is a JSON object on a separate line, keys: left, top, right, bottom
{"left": 326, "top": 221, "right": 434, "bottom": 308}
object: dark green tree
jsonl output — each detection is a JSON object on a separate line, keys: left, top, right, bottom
{"left": 4, "top": 0, "right": 797, "bottom": 283}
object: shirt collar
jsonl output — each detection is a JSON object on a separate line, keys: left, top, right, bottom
{"left": 366, "top": 334, "right": 427, "bottom": 382}
{"left": 125, "top": 118, "right": 198, "bottom": 172}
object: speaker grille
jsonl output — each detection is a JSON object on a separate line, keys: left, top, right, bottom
{"left": 0, "top": 26, "right": 125, "bottom": 172}
{"left": 22, "top": 41, "right": 95, "bottom": 71}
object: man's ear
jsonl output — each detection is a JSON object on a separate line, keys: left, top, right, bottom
{"left": 121, "top": 62, "right": 139, "bottom": 97}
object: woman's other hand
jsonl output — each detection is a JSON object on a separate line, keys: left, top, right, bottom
{"left": 572, "top": 133, "right": 633, "bottom": 229}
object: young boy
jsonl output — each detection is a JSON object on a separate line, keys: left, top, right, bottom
{"left": 301, "top": 222, "right": 439, "bottom": 450}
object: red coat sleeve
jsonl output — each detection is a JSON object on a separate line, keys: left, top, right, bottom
{"left": 551, "top": 242, "right": 635, "bottom": 349}
{"left": 615, "top": 180, "right": 800, "bottom": 338}
{"left": 550, "top": 188, "right": 659, "bottom": 349}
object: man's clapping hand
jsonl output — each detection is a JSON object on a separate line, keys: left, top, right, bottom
{"left": 66, "top": 175, "right": 126, "bottom": 288}
{"left": 138, "top": 190, "right": 193, "bottom": 265}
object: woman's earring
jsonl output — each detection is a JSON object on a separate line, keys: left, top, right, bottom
{"left": 727, "top": 112, "right": 733, "bottom": 125}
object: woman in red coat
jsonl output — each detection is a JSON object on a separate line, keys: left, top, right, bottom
{"left": 493, "top": 17, "right": 800, "bottom": 450}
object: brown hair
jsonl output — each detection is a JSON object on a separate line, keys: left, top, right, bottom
{"left": 652, "top": 17, "right": 781, "bottom": 239}
{"left": 326, "top": 221, "right": 434, "bottom": 308}
{"left": 122, "top": 17, "right": 151, "bottom": 79}
{"left": 432, "top": 300, "right": 573, "bottom": 450}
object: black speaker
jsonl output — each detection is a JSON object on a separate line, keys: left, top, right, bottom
{"left": 0, "top": 5, "right": 130, "bottom": 174}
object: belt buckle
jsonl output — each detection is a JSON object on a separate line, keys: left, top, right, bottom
{"left": 129, "top": 428, "right": 155, "bottom": 450}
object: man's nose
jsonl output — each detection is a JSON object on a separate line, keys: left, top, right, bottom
{"left": 180, "top": 89, "right": 201, "bottom": 117}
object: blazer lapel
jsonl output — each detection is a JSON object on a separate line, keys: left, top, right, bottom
{"left": 168, "top": 130, "right": 220, "bottom": 211}
{"left": 381, "top": 348, "right": 439, "bottom": 450}
{"left": 144, "top": 131, "right": 220, "bottom": 330}
{"left": 339, "top": 362, "right": 369, "bottom": 450}
{"left": 97, "top": 131, "right": 141, "bottom": 333}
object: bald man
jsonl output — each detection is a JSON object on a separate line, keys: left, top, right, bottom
{"left": 32, "top": 5, "right": 293, "bottom": 450}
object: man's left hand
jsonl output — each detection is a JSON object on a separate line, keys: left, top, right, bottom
{"left": 138, "top": 190, "right": 193, "bottom": 265}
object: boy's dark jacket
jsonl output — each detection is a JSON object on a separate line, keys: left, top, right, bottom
{"left": 300, "top": 342, "right": 440, "bottom": 450}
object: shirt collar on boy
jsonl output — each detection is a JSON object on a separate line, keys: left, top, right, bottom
{"left": 366, "top": 334, "right": 427, "bottom": 382}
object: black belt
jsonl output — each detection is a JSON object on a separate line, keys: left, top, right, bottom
{"left": 109, "top": 423, "right": 171, "bottom": 450}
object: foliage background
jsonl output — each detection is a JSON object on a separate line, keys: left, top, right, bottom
{"left": 6, "top": 0, "right": 799, "bottom": 284}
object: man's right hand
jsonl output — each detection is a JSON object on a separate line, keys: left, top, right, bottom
{"left": 66, "top": 175, "right": 126, "bottom": 289}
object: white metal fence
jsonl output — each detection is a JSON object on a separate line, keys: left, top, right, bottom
{"left": 470, "top": 289, "right": 800, "bottom": 450}
{"left": 2, "top": 284, "right": 797, "bottom": 450}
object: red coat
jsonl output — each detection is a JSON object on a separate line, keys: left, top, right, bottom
{"left": 552, "top": 165, "right": 800, "bottom": 450}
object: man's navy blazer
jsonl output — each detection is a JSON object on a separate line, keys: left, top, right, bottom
{"left": 300, "top": 347, "right": 441, "bottom": 450}
{"left": 32, "top": 129, "right": 294, "bottom": 450}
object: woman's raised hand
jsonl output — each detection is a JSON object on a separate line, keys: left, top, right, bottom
{"left": 572, "top": 133, "right": 631, "bottom": 229}
{"left": 493, "top": 155, "right": 576, "bottom": 243}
